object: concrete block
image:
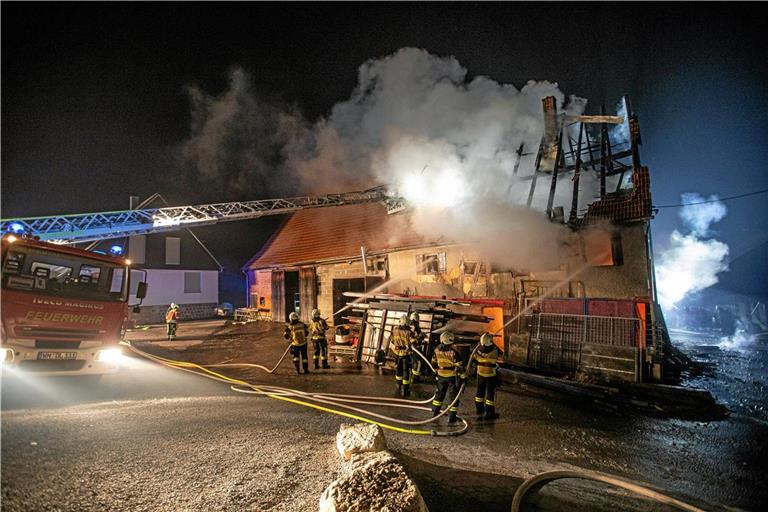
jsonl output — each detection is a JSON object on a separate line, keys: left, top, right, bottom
{"left": 336, "top": 423, "right": 387, "bottom": 461}
{"left": 318, "top": 451, "right": 428, "bottom": 512}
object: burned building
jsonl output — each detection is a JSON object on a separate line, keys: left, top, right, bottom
{"left": 243, "top": 97, "right": 667, "bottom": 383}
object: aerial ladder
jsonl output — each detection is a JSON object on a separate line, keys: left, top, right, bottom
{"left": 1, "top": 186, "right": 405, "bottom": 244}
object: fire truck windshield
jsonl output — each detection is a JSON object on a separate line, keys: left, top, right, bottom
{"left": 1, "top": 245, "right": 128, "bottom": 302}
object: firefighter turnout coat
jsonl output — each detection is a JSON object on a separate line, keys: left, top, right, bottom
{"left": 390, "top": 325, "right": 414, "bottom": 357}
{"left": 432, "top": 343, "right": 466, "bottom": 379}
{"left": 284, "top": 321, "right": 309, "bottom": 346}
{"left": 473, "top": 344, "right": 500, "bottom": 377}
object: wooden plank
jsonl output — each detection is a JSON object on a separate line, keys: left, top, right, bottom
{"left": 271, "top": 270, "right": 285, "bottom": 323}
{"left": 298, "top": 267, "right": 317, "bottom": 323}
{"left": 569, "top": 115, "right": 625, "bottom": 125}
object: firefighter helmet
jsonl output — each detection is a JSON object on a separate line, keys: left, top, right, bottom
{"left": 481, "top": 333, "right": 494, "bottom": 347}
{"left": 410, "top": 312, "right": 419, "bottom": 323}
{"left": 398, "top": 315, "right": 409, "bottom": 327}
{"left": 169, "top": 303, "right": 177, "bottom": 310}
{"left": 440, "top": 331, "right": 455, "bottom": 345}
{"left": 289, "top": 312, "right": 299, "bottom": 322}
{"left": 311, "top": 309, "right": 321, "bottom": 319}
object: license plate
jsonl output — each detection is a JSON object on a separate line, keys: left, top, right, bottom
{"left": 37, "top": 351, "right": 78, "bottom": 361}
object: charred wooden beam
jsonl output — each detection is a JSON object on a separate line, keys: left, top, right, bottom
{"left": 569, "top": 123, "right": 584, "bottom": 223}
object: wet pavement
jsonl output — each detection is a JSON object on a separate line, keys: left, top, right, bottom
{"left": 2, "top": 320, "right": 766, "bottom": 511}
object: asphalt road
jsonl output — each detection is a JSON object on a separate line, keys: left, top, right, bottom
{"left": 2, "top": 321, "right": 766, "bottom": 511}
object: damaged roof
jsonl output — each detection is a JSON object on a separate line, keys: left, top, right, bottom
{"left": 244, "top": 202, "right": 428, "bottom": 270}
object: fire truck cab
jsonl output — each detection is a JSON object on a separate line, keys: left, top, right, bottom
{"left": 1, "top": 233, "right": 146, "bottom": 376}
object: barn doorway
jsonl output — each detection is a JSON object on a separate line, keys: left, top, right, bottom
{"left": 284, "top": 270, "right": 300, "bottom": 321}
{"left": 332, "top": 276, "right": 385, "bottom": 324}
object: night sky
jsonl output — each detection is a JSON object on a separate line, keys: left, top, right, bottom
{"left": 3, "top": 2, "right": 767, "bottom": 304}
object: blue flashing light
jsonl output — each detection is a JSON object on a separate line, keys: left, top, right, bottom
{"left": 109, "top": 245, "right": 124, "bottom": 256}
{"left": 8, "top": 223, "right": 25, "bottom": 234}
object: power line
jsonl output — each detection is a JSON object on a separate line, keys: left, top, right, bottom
{"left": 655, "top": 188, "right": 768, "bottom": 209}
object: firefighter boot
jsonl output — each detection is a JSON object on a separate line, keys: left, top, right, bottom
{"left": 314, "top": 360, "right": 320, "bottom": 370}
{"left": 484, "top": 403, "right": 499, "bottom": 420}
{"left": 322, "top": 358, "right": 330, "bottom": 370}
{"left": 303, "top": 362, "right": 310, "bottom": 374}
{"left": 475, "top": 397, "right": 485, "bottom": 416}
{"left": 402, "top": 384, "right": 411, "bottom": 398}
{"left": 448, "top": 408, "right": 459, "bottom": 424}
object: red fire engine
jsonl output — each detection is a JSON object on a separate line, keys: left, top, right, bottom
{"left": 1, "top": 233, "right": 146, "bottom": 376}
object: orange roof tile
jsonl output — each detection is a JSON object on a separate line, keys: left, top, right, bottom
{"left": 245, "top": 202, "right": 428, "bottom": 269}
{"left": 582, "top": 166, "right": 653, "bottom": 223}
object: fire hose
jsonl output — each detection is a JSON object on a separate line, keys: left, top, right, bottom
{"left": 510, "top": 469, "right": 707, "bottom": 512}
{"left": 120, "top": 340, "right": 472, "bottom": 437}
{"left": 121, "top": 341, "right": 709, "bottom": 510}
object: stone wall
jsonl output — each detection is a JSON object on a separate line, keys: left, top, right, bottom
{"left": 315, "top": 260, "right": 367, "bottom": 322}
{"left": 128, "top": 302, "right": 218, "bottom": 326}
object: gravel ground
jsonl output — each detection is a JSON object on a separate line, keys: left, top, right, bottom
{"left": 2, "top": 395, "right": 345, "bottom": 512}
{"left": 2, "top": 320, "right": 766, "bottom": 511}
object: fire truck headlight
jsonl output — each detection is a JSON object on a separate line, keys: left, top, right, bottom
{"left": 95, "top": 348, "right": 124, "bottom": 365}
{"left": 1, "top": 348, "right": 14, "bottom": 364}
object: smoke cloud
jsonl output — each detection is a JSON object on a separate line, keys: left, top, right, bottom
{"left": 180, "top": 48, "right": 600, "bottom": 269}
{"left": 656, "top": 194, "right": 730, "bottom": 310}
{"left": 179, "top": 67, "right": 307, "bottom": 198}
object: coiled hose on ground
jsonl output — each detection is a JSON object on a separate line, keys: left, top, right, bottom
{"left": 121, "top": 340, "right": 470, "bottom": 436}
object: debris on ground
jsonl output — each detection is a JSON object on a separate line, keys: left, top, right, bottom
{"left": 320, "top": 423, "right": 427, "bottom": 512}
{"left": 336, "top": 423, "right": 387, "bottom": 461}
{"left": 500, "top": 367, "right": 727, "bottom": 420}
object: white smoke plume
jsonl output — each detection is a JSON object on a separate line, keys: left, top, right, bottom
{"left": 656, "top": 194, "right": 729, "bottom": 310}
{"left": 295, "top": 48, "right": 588, "bottom": 269}
{"left": 180, "top": 48, "right": 602, "bottom": 269}
{"left": 678, "top": 193, "right": 727, "bottom": 236}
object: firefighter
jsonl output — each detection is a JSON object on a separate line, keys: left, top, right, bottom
{"left": 165, "top": 303, "right": 180, "bottom": 340}
{"left": 472, "top": 333, "right": 501, "bottom": 420}
{"left": 390, "top": 315, "right": 415, "bottom": 397}
{"left": 409, "top": 312, "right": 427, "bottom": 383}
{"left": 431, "top": 331, "right": 466, "bottom": 423}
{"left": 284, "top": 312, "right": 310, "bottom": 374}
{"left": 309, "top": 309, "right": 331, "bottom": 370}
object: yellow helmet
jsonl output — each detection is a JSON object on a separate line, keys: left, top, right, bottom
{"left": 398, "top": 315, "right": 409, "bottom": 327}
{"left": 311, "top": 309, "right": 321, "bottom": 319}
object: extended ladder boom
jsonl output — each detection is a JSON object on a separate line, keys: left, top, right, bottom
{"left": 2, "top": 186, "right": 397, "bottom": 244}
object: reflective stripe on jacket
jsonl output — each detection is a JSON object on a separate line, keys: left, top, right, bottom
{"left": 285, "top": 321, "right": 308, "bottom": 346}
{"left": 165, "top": 309, "right": 179, "bottom": 323}
{"left": 474, "top": 345, "right": 500, "bottom": 377}
{"left": 390, "top": 325, "right": 413, "bottom": 357}
{"left": 431, "top": 344, "right": 465, "bottom": 378}
{"left": 309, "top": 319, "right": 328, "bottom": 340}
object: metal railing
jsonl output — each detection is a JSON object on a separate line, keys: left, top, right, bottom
{"left": 524, "top": 312, "right": 641, "bottom": 379}
{"left": 529, "top": 312, "right": 640, "bottom": 347}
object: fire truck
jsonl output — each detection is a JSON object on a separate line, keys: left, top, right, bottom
{"left": 1, "top": 233, "right": 146, "bottom": 376}
{"left": 0, "top": 187, "right": 397, "bottom": 377}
